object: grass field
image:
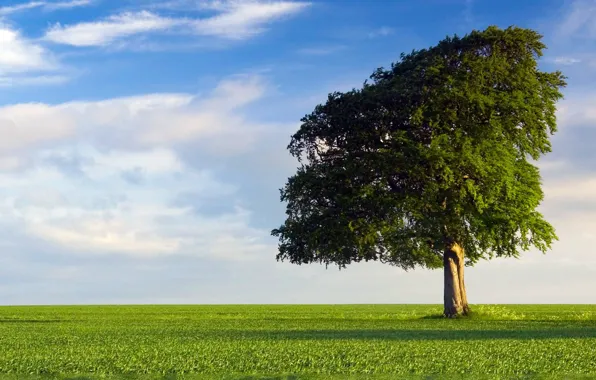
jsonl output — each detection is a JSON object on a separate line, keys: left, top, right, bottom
{"left": 0, "top": 304, "right": 595, "bottom": 379}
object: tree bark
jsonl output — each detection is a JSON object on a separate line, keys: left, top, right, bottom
{"left": 443, "top": 241, "right": 470, "bottom": 317}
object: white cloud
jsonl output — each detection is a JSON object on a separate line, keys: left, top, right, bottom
{"left": 0, "top": 1, "right": 44, "bottom": 15}
{"left": 89, "top": 148, "right": 184, "bottom": 176}
{"left": 0, "top": 103, "right": 76, "bottom": 153}
{"left": 0, "top": 75, "right": 267, "bottom": 156}
{"left": 0, "top": 156, "right": 24, "bottom": 170}
{"left": 553, "top": 56, "right": 581, "bottom": 65}
{"left": 0, "top": 0, "right": 91, "bottom": 15}
{"left": 0, "top": 25, "right": 66, "bottom": 86}
{"left": 46, "top": 0, "right": 91, "bottom": 10}
{"left": 38, "top": 146, "right": 186, "bottom": 181}
{"left": 0, "top": 74, "right": 69, "bottom": 87}
{"left": 535, "top": 159, "right": 567, "bottom": 173}
{"left": 23, "top": 202, "right": 188, "bottom": 256}
{"left": 0, "top": 26, "right": 56, "bottom": 73}
{"left": 0, "top": 75, "right": 275, "bottom": 260}
{"left": 45, "top": 11, "right": 178, "bottom": 47}
{"left": 192, "top": 0, "right": 310, "bottom": 40}
{"left": 0, "top": 163, "right": 271, "bottom": 260}
{"left": 0, "top": 75, "right": 269, "bottom": 183}
{"left": 44, "top": 1, "right": 310, "bottom": 47}
{"left": 367, "top": 26, "right": 394, "bottom": 38}
{"left": 543, "top": 176, "right": 596, "bottom": 203}
{"left": 0, "top": 3, "right": 81, "bottom": 87}
{"left": 555, "top": 94, "right": 596, "bottom": 128}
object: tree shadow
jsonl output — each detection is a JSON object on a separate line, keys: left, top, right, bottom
{"left": 230, "top": 376, "right": 299, "bottom": 380}
{"left": 62, "top": 375, "right": 300, "bottom": 380}
{"left": 227, "top": 327, "right": 596, "bottom": 341}
{"left": 0, "top": 319, "right": 64, "bottom": 323}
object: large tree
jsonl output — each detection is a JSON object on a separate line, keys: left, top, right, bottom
{"left": 271, "top": 26, "right": 566, "bottom": 317}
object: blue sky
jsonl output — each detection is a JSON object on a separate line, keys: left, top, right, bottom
{"left": 0, "top": 0, "right": 594, "bottom": 305}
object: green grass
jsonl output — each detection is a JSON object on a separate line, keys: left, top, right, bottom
{"left": 0, "top": 304, "right": 595, "bottom": 379}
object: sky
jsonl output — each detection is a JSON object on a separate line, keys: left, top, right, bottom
{"left": 0, "top": 0, "right": 594, "bottom": 305}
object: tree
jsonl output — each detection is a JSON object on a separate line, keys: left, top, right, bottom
{"left": 271, "top": 26, "right": 566, "bottom": 317}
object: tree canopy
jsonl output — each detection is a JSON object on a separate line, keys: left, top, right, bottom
{"left": 272, "top": 26, "right": 566, "bottom": 273}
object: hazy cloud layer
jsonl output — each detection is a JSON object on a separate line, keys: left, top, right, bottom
{"left": 0, "top": 75, "right": 278, "bottom": 262}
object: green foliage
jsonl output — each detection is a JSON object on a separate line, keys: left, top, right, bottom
{"left": 272, "top": 26, "right": 566, "bottom": 270}
{"left": 0, "top": 305, "right": 596, "bottom": 379}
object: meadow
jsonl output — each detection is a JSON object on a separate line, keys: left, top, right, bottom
{"left": 0, "top": 304, "right": 595, "bottom": 379}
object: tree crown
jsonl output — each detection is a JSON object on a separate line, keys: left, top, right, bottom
{"left": 272, "top": 26, "right": 566, "bottom": 270}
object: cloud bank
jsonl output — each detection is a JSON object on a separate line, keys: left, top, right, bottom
{"left": 0, "top": 75, "right": 279, "bottom": 262}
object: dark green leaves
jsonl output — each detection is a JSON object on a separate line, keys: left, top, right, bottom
{"left": 273, "top": 26, "right": 566, "bottom": 270}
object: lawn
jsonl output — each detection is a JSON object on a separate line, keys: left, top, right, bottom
{"left": 0, "top": 304, "right": 595, "bottom": 379}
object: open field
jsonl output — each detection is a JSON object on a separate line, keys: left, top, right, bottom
{"left": 0, "top": 304, "right": 595, "bottom": 379}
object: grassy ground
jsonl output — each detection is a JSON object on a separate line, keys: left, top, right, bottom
{"left": 0, "top": 304, "right": 595, "bottom": 379}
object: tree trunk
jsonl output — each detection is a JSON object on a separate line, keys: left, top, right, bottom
{"left": 443, "top": 241, "right": 470, "bottom": 317}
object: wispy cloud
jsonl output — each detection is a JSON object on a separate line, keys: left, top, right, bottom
{"left": 296, "top": 45, "right": 345, "bottom": 55}
{"left": 0, "top": 1, "right": 44, "bottom": 15}
{"left": 0, "top": 74, "right": 69, "bottom": 87}
{"left": 46, "top": 0, "right": 92, "bottom": 10}
{"left": 191, "top": 1, "right": 310, "bottom": 40}
{"left": 367, "top": 26, "right": 394, "bottom": 38}
{"left": 556, "top": 0, "right": 596, "bottom": 38}
{"left": 553, "top": 56, "right": 582, "bottom": 65}
{"left": 0, "top": 0, "right": 91, "bottom": 15}
{"left": 45, "top": 11, "right": 178, "bottom": 47}
{"left": 44, "top": 1, "right": 310, "bottom": 47}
